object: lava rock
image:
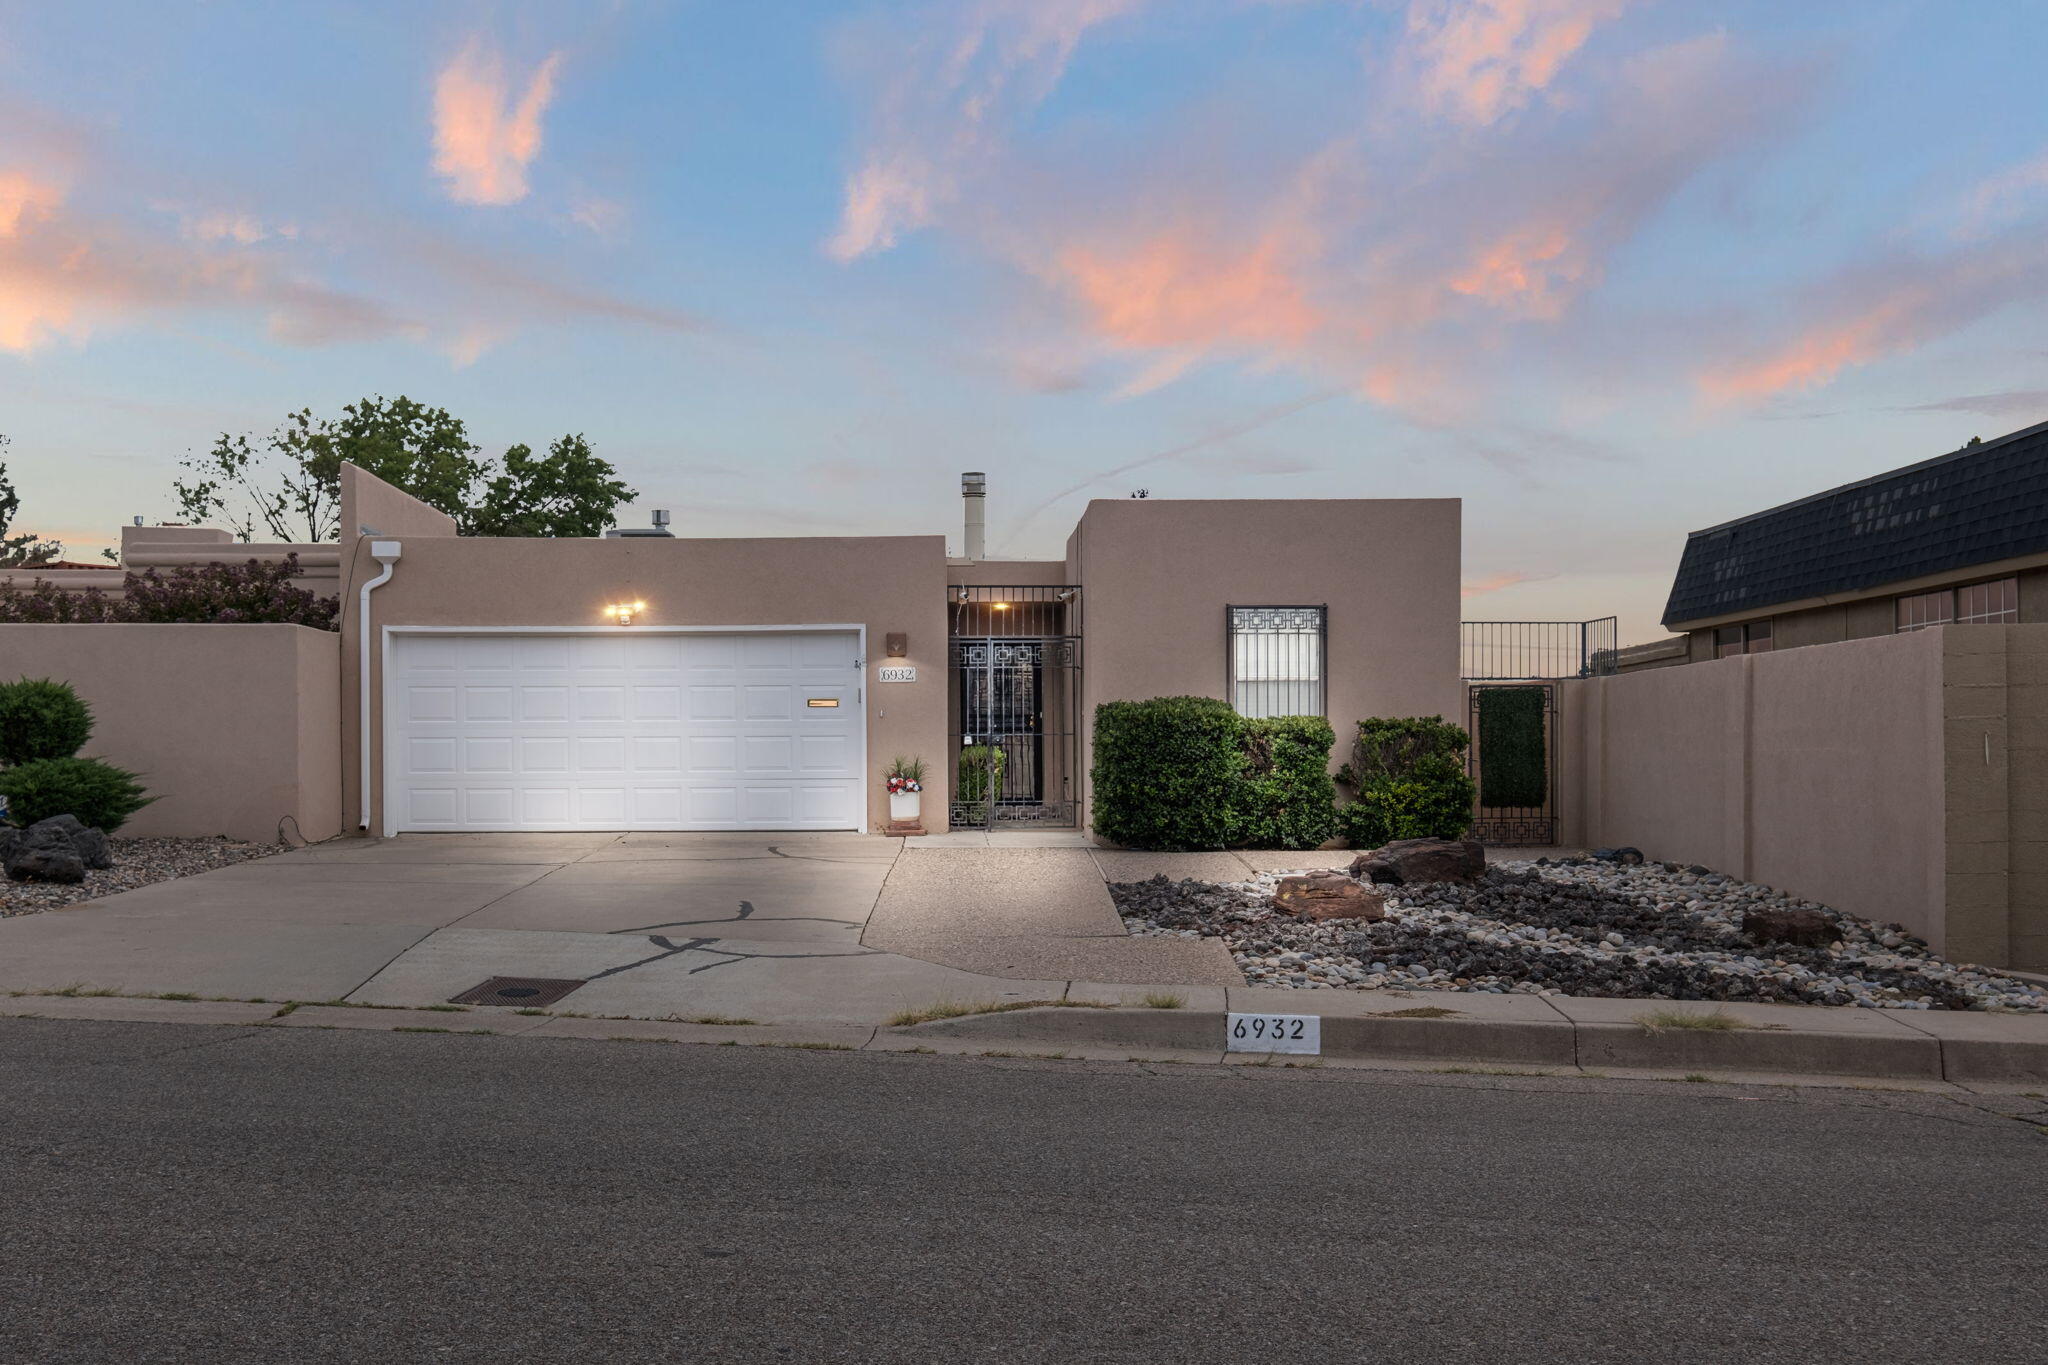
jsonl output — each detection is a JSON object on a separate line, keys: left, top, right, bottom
{"left": 68, "top": 826, "right": 113, "bottom": 870}
{"left": 1744, "top": 906, "right": 1831, "bottom": 948}
{"left": 5, "top": 824, "right": 86, "bottom": 883}
{"left": 1350, "top": 838, "right": 1486, "bottom": 886}
{"left": 1272, "top": 873, "right": 1386, "bottom": 922}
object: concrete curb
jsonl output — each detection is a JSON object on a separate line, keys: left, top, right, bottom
{"left": 4, "top": 993, "right": 2046, "bottom": 1085}
{"left": 894, "top": 1006, "right": 2048, "bottom": 1083}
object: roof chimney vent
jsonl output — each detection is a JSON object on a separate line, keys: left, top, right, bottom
{"left": 603, "top": 509, "right": 676, "bottom": 539}
{"left": 961, "top": 471, "right": 986, "bottom": 560}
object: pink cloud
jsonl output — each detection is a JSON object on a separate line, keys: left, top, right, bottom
{"left": 826, "top": 0, "right": 1146, "bottom": 261}
{"left": 432, "top": 40, "right": 564, "bottom": 206}
{"left": 1404, "top": 0, "right": 1632, "bottom": 125}
{"left": 1697, "top": 232, "right": 2048, "bottom": 404}
{"left": 1461, "top": 569, "right": 1548, "bottom": 597}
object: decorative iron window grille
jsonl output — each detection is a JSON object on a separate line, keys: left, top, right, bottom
{"left": 1227, "top": 606, "right": 1326, "bottom": 717}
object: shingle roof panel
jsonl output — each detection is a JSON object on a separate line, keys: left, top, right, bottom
{"left": 1662, "top": 419, "right": 2048, "bottom": 627}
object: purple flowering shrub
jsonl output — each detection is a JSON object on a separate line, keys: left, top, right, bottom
{"left": 0, "top": 554, "right": 340, "bottom": 630}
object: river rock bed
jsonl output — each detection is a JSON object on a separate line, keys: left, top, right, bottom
{"left": 1111, "top": 859, "right": 2048, "bottom": 1012}
{"left": 0, "top": 837, "right": 281, "bottom": 917}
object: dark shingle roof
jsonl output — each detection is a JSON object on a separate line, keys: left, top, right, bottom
{"left": 1662, "top": 418, "right": 2048, "bottom": 628}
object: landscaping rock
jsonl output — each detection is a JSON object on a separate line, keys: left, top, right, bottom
{"left": 1109, "top": 860, "right": 2048, "bottom": 1012}
{"left": 39, "top": 814, "right": 87, "bottom": 837}
{"left": 1744, "top": 905, "right": 1832, "bottom": 948}
{"left": 1349, "top": 838, "right": 1486, "bottom": 886}
{"left": 1272, "top": 873, "right": 1386, "bottom": 922}
{"left": 68, "top": 827, "right": 113, "bottom": 871}
{"left": 4, "top": 825, "right": 86, "bottom": 884}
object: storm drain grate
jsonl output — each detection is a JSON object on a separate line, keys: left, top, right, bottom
{"left": 450, "top": 976, "right": 588, "bottom": 1009}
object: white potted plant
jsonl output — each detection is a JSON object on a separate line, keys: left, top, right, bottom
{"left": 885, "top": 756, "right": 925, "bottom": 823}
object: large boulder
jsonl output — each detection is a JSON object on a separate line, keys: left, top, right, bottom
{"left": 4, "top": 824, "right": 86, "bottom": 884}
{"left": 1349, "top": 838, "right": 1486, "bottom": 886}
{"left": 68, "top": 826, "right": 113, "bottom": 871}
{"left": 1744, "top": 906, "right": 1831, "bottom": 948}
{"left": 1272, "top": 873, "right": 1387, "bottom": 922}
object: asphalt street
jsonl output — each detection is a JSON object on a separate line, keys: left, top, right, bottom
{"left": 2, "top": 1019, "right": 2043, "bottom": 1363}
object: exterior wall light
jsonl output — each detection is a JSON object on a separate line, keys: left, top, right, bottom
{"left": 605, "top": 601, "right": 645, "bottom": 626}
{"left": 991, "top": 602, "right": 1011, "bottom": 612}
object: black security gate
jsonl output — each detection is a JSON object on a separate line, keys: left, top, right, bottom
{"left": 1467, "top": 682, "right": 1558, "bottom": 845}
{"left": 949, "top": 586, "right": 1081, "bottom": 829}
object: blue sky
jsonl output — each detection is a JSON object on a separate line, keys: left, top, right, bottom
{"left": 3, "top": 0, "right": 2046, "bottom": 642}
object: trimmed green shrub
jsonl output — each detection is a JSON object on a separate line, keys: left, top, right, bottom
{"left": 0, "top": 756, "right": 155, "bottom": 832}
{"left": 0, "top": 677, "right": 93, "bottom": 765}
{"left": 1335, "top": 716, "right": 1475, "bottom": 848}
{"left": 1230, "top": 715, "right": 1338, "bottom": 850}
{"left": 956, "top": 743, "right": 1007, "bottom": 818}
{"left": 1475, "top": 686, "right": 1547, "bottom": 808}
{"left": 1092, "top": 697, "right": 1242, "bottom": 850}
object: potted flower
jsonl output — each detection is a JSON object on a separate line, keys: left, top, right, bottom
{"left": 885, "top": 756, "right": 926, "bottom": 823}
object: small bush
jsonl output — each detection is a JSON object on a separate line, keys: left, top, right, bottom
{"left": 0, "top": 556, "right": 339, "bottom": 629}
{"left": 1335, "top": 716, "right": 1476, "bottom": 848}
{"left": 1230, "top": 715, "right": 1337, "bottom": 850}
{"left": 0, "top": 677, "right": 93, "bottom": 765}
{"left": 956, "top": 744, "right": 1006, "bottom": 818}
{"left": 121, "top": 554, "right": 339, "bottom": 629}
{"left": 0, "top": 579, "right": 122, "bottom": 623}
{"left": 0, "top": 756, "right": 155, "bottom": 832}
{"left": 1092, "top": 696, "right": 1242, "bottom": 850}
{"left": 1475, "top": 686, "right": 1547, "bottom": 808}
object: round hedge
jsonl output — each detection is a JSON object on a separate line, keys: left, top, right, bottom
{"left": 0, "top": 677, "right": 94, "bottom": 766}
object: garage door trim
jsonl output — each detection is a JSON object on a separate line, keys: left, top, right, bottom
{"left": 378, "top": 624, "right": 868, "bottom": 837}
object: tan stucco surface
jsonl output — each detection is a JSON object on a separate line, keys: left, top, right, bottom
{"left": 341, "top": 532, "right": 950, "bottom": 834}
{"left": 0, "top": 624, "right": 341, "bottom": 842}
{"left": 1562, "top": 628, "right": 2004, "bottom": 958}
{"left": 1066, "top": 498, "right": 1463, "bottom": 817}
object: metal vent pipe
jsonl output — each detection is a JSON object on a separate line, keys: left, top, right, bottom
{"left": 961, "top": 471, "right": 986, "bottom": 560}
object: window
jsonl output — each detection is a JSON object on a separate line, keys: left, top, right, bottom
{"left": 1896, "top": 576, "right": 2016, "bottom": 632}
{"left": 1228, "top": 606, "right": 1324, "bottom": 717}
{"left": 1714, "top": 620, "right": 1774, "bottom": 658}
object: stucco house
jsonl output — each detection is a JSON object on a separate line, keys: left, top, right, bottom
{"left": 5, "top": 465, "right": 1460, "bottom": 841}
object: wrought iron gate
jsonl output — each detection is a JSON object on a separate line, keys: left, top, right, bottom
{"left": 948, "top": 587, "right": 1081, "bottom": 829}
{"left": 1467, "top": 682, "right": 1558, "bottom": 845}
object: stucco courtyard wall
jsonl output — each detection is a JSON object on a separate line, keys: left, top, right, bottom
{"left": 341, "top": 530, "right": 950, "bottom": 835}
{"left": 1066, "top": 498, "right": 1463, "bottom": 830}
{"left": 1561, "top": 627, "right": 2047, "bottom": 968}
{"left": 0, "top": 624, "right": 342, "bottom": 843}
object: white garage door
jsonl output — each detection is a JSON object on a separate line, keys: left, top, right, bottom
{"left": 385, "top": 630, "right": 863, "bottom": 832}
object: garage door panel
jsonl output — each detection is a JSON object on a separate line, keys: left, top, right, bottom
{"left": 521, "top": 737, "right": 570, "bottom": 772}
{"left": 464, "top": 737, "right": 514, "bottom": 773}
{"left": 389, "top": 631, "right": 861, "bottom": 832}
{"left": 521, "top": 686, "right": 570, "bottom": 721}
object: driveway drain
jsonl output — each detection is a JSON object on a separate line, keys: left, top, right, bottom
{"left": 450, "top": 976, "right": 587, "bottom": 1009}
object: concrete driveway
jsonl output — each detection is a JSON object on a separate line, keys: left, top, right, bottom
{"left": 0, "top": 833, "right": 1239, "bottom": 1021}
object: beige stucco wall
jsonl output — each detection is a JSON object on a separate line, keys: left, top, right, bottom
{"left": 341, "top": 532, "right": 950, "bottom": 834}
{"left": 1066, "top": 498, "right": 1463, "bottom": 823}
{"left": 1558, "top": 628, "right": 2045, "bottom": 961}
{"left": 0, "top": 624, "right": 341, "bottom": 842}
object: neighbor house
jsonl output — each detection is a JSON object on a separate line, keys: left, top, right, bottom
{"left": 1655, "top": 418, "right": 2048, "bottom": 662}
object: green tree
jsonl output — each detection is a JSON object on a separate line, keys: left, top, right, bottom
{"left": 0, "top": 436, "right": 65, "bottom": 569}
{"left": 173, "top": 396, "right": 637, "bottom": 541}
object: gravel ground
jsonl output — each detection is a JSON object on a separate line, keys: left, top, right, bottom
{"left": 1113, "top": 857, "right": 2048, "bottom": 1012}
{"left": 1, "top": 837, "right": 281, "bottom": 917}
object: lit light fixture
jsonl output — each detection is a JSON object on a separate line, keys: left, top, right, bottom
{"left": 605, "top": 600, "right": 645, "bottom": 626}
{"left": 991, "top": 602, "right": 1011, "bottom": 611}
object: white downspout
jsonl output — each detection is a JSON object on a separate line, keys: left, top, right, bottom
{"left": 358, "top": 540, "right": 403, "bottom": 832}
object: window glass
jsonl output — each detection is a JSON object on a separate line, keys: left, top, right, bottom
{"left": 1957, "top": 577, "right": 2019, "bottom": 625}
{"left": 1229, "top": 607, "right": 1325, "bottom": 717}
{"left": 1747, "top": 620, "right": 1774, "bottom": 653}
{"left": 1715, "top": 625, "right": 1746, "bottom": 659}
{"left": 1895, "top": 589, "right": 1953, "bottom": 633}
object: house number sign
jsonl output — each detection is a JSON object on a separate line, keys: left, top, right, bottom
{"left": 877, "top": 666, "right": 917, "bottom": 682}
{"left": 1225, "top": 1013, "right": 1320, "bottom": 1054}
